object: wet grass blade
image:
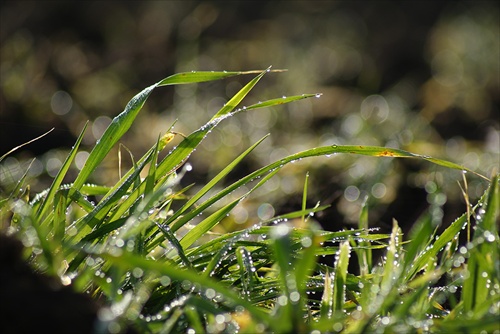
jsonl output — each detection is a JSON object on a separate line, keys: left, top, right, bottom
{"left": 285, "top": 145, "right": 488, "bottom": 180}
{"left": 462, "top": 174, "right": 499, "bottom": 314}
{"left": 172, "top": 135, "right": 269, "bottom": 220}
{"left": 295, "top": 226, "right": 321, "bottom": 297}
{"left": 320, "top": 270, "right": 333, "bottom": 319}
{"left": 244, "top": 93, "right": 320, "bottom": 111}
{"left": 236, "top": 246, "right": 256, "bottom": 300}
{"left": 382, "top": 221, "right": 401, "bottom": 284}
{"left": 157, "top": 69, "right": 283, "bottom": 86}
{"left": 210, "top": 67, "right": 269, "bottom": 120}
{"left": 405, "top": 192, "right": 486, "bottom": 281}
{"left": 72, "top": 70, "right": 274, "bottom": 195}
{"left": 0, "top": 128, "right": 54, "bottom": 163}
{"left": 53, "top": 188, "right": 69, "bottom": 246}
{"left": 37, "top": 122, "right": 89, "bottom": 219}
{"left": 271, "top": 223, "right": 298, "bottom": 333}
{"left": 71, "top": 84, "right": 157, "bottom": 193}
{"left": 301, "top": 172, "right": 309, "bottom": 223}
{"left": 333, "top": 240, "right": 350, "bottom": 312}
{"left": 402, "top": 212, "right": 436, "bottom": 277}
{"left": 155, "top": 222, "right": 192, "bottom": 269}
{"left": 155, "top": 69, "right": 270, "bottom": 180}
{"left": 354, "top": 197, "right": 371, "bottom": 276}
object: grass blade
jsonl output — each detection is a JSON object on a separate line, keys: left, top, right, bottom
{"left": 37, "top": 122, "right": 89, "bottom": 219}
{"left": 354, "top": 196, "right": 371, "bottom": 277}
{"left": 0, "top": 128, "right": 54, "bottom": 163}
{"left": 71, "top": 84, "right": 157, "bottom": 193}
{"left": 173, "top": 134, "right": 269, "bottom": 219}
{"left": 155, "top": 68, "right": 271, "bottom": 180}
{"left": 333, "top": 240, "right": 350, "bottom": 312}
{"left": 73, "top": 148, "right": 155, "bottom": 233}
{"left": 210, "top": 67, "right": 270, "bottom": 121}
{"left": 320, "top": 270, "right": 333, "bottom": 319}
{"left": 462, "top": 174, "right": 499, "bottom": 313}
{"left": 157, "top": 69, "right": 283, "bottom": 86}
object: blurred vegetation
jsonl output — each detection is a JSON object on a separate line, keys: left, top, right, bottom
{"left": 1, "top": 1, "right": 498, "bottom": 234}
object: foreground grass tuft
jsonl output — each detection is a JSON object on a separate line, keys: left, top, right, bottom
{"left": 1, "top": 69, "right": 498, "bottom": 333}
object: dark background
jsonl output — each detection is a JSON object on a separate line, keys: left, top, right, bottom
{"left": 1, "top": 1, "right": 499, "bottom": 234}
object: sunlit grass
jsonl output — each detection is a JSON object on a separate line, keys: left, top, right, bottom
{"left": 1, "top": 69, "right": 498, "bottom": 333}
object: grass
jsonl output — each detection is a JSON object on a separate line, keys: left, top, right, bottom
{"left": 1, "top": 68, "right": 499, "bottom": 333}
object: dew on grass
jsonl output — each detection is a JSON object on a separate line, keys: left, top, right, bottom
{"left": 290, "top": 291, "right": 301, "bottom": 303}
{"left": 160, "top": 276, "right": 171, "bottom": 286}
{"left": 277, "top": 295, "right": 288, "bottom": 306}
{"left": 205, "top": 288, "right": 216, "bottom": 299}
{"left": 132, "top": 267, "right": 144, "bottom": 278}
{"left": 484, "top": 231, "right": 496, "bottom": 242}
{"left": 301, "top": 236, "right": 312, "bottom": 247}
{"left": 333, "top": 322, "right": 343, "bottom": 332}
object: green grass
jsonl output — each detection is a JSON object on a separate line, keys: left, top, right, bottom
{"left": 1, "top": 69, "right": 499, "bottom": 333}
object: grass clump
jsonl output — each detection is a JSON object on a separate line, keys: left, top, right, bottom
{"left": 1, "top": 68, "right": 498, "bottom": 333}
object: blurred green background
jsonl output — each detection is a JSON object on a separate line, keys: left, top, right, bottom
{"left": 1, "top": 1, "right": 498, "bottom": 233}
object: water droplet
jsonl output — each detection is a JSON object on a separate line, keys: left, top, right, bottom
{"left": 132, "top": 267, "right": 144, "bottom": 278}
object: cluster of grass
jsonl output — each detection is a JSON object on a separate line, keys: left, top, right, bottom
{"left": 1, "top": 69, "right": 498, "bottom": 333}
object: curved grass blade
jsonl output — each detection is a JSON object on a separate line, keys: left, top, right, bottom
{"left": 155, "top": 68, "right": 270, "bottom": 180}
{"left": 71, "top": 84, "right": 158, "bottom": 194}
{"left": 157, "top": 69, "right": 284, "bottom": 86}
{"left": 286, "top": 145, "right": 488, "bottom": 180}
{"left": 72, "top": 69, "right": 274, "bottom": 195}
{"left": 112, "top": 92, "right": 321, "bottom": 237}
{"left": 169, "top": 144, "right": 484, "bottom": 239}
{"left": 0, "top": 127, "right": 54, "bottom": 163}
